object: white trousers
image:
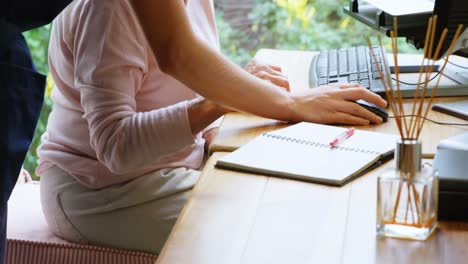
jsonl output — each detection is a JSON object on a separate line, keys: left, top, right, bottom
{"left": 40, "top": 165, "right": 200, "bottom": 254}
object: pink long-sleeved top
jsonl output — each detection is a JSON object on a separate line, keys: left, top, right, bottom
{"left": 37, "top": 0, "right": 219, "bottom": 189}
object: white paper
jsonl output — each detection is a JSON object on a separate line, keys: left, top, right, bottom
{"left": 364, "top": 0, "right": 434, "bottom": 16}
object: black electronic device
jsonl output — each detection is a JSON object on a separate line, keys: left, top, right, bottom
{"left": 337, "top": 0, "right": 468, "bottom": 98}
{"left": 432, "top": 100, "right": 468, "bottom": 121}
{"left": 344, "top": 0, "right": 468, "bottom": 60}
{"left": 434, "top": 133, "right": 468, "bottom": 221}
{"left": 355, "top": 99, "right": 388, "bottom": 122}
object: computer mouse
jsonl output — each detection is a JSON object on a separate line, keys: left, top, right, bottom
{"left": 356, "top": 99, "right": 388, "bottom": 122}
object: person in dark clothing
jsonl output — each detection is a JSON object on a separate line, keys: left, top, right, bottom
{"left": 0, "top": 1, "right": 71, "bottom": 262}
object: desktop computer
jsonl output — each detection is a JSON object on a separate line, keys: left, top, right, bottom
{"left": 310, "top": 0, "right": 468, "bottom": 99}
{"left": 311, "top": 0, "right": 468, "bottom": 221}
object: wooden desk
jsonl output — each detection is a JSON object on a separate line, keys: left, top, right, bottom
{"left": 210, "top": 49, "right": 468, "bottom": 157}
{"left": 157, "top": 153, "right": 468, "bottom": 264}
{"left": 157, "top": 50, "right": 468, "bottom": 264}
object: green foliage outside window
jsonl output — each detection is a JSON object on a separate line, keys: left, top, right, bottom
{"left": 22, "top": 25, "right": 53, "bottom": 180}
{"left": 22, "top": 0, "right": 421, "bottom": 179}
{"left": 23, "top": 25, "right": 51, "bottom": 74}
{"left": 217, "top": 0, "right": 417, "bottom": 66}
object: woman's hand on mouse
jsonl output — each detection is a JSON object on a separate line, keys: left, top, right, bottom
{"left": 288, "top": 83, "right": 387, "bottom": 125}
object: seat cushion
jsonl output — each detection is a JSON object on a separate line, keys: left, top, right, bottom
{"left": 6, "top": 182, "right": 158, "bottom": 264}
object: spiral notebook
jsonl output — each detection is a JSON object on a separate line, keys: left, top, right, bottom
{"left": 215, "top": 122, "right": 398, "bottom": 186}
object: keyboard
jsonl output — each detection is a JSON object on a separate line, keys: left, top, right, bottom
{"left": 309, "top": 46, "right": 390, "bottom": 96}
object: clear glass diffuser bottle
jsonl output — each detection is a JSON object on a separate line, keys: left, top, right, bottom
{"left": 377, "top": 139, "right": 438, "bottom": 240}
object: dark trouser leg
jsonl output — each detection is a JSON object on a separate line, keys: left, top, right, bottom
{"left": 0, "top": 204, "right": 6, "bottom": 264}
{"left": 0, "top": 26, "right": 46, "bottom": 264}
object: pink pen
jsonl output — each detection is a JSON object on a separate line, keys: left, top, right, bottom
{"left": 329, "top": 127, "right": 355, "bottom": 148}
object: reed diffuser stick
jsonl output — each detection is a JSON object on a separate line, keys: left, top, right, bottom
{"left": 415, "top": 27, "right": 448, "bottom": 135}
{"left": 412, "top": 17, "right": 438, "bottom": 139}
{"left": 418, "top": 24, "right": 464, "bottom": 137}
{"left": 408, "top": 17, "right": 433, "bottom": 139}
{"left": 411, "top": 183, "right": 421, "bottom": 225}
{"left": 392, "top": 17, "right": 408, "bottom": 138}
{"left": 366, "top": 37, "right": 404, "bottom": 138}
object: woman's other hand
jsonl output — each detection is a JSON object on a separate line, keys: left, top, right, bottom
{"left": 289, "top": 83, "right": 387, "bottom": 125}
{"left": 244, "top": 59, "right": 290, "bottom": 92}
{"left": 202, "top": 127, "right": 218, "bottom": 152}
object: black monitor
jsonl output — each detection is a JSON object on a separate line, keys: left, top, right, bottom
{"left": 419, "top": 0, "right": 468, "bottom": 59}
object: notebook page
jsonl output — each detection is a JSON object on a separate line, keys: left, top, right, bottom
{"left": 268, "top": 122, "right": 397, "bottom": 156}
